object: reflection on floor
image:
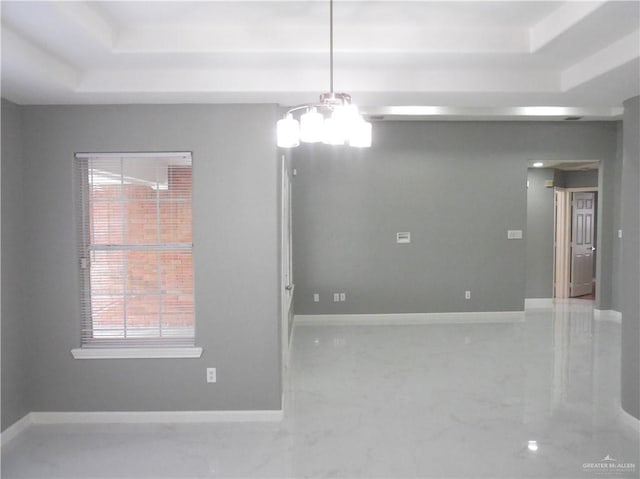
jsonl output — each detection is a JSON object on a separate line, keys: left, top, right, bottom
{"left": 2, "top": 300, "right": 638, "bottom": 478}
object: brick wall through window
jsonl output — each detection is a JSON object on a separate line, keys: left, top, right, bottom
{"left": 79, "top": 156, "right": 194, "bottom": 342}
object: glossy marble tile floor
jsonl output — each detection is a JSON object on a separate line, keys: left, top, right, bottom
{"left": 2, "top": 301, "right": 638, "bottom": 478}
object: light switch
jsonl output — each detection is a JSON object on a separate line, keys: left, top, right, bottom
{"left": 507, "top": 230, "right": 523, "bottom": 240}
{"left": 397, "top": 232, "right": 411, "bottom": 244}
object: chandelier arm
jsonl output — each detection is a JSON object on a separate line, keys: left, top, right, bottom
{"left": 286, "top": 103, "right": 326, "bottom": 115}
{"left": 286, "top": 101, "right": 346, "bottom": 116}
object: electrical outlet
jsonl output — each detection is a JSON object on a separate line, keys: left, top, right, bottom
{"left": 206, "top": 367, "right": 216, "bottom": 383}
{"left": 339, "top": 293, "right": 346, "bottom": 302}
{"left": 313, "top": 293, "right": 320, "bottom": 302}
{"left": 333, "top": 293, "right": 339, "bottom": 302}
{"left": 465, "top": 291, "right": 471, "bottom": 300}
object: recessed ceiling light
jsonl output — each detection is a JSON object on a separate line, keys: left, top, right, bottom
{"left": 533, "top": 162, "right": 544, "bottom": 167}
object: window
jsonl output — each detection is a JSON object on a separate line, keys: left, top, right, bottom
{"left": 73, "top": 152, "right": 199, "bottom": 358}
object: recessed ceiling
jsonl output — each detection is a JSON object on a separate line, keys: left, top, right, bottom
{"left": 1, "top": 1, "right": 639, "bottom": 119}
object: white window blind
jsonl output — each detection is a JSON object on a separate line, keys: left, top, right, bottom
{"left": 75, "top": 152, "right": 194, "bottom": 348}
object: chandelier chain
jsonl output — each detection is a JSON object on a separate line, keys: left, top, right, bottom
{"left": 329, "top": 0, "right": 334, "bottom": 94}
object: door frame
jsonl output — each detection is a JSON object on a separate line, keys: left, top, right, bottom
{"left": 553, "top": 186, "right": 598, "bottom": 298}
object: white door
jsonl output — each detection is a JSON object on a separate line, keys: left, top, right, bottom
{"left": 570, "top": 192, "right": 596, "bottom": 297}
{"left": 281, "top": 156, "right": 294, "bottom": 404}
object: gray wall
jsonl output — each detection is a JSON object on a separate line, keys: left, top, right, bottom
{"left": 525, "top": 168, "right": 555, "bottom": 298}
{"left": 2, "top": 102, "right": 633, "bottom": 426}
{"left": 5, "top": 104, "right": 282, "bottom": 418}
{"left": 599, "top": 126, "right": 624, "bottom": 311}
{"left": 611, "top": 123, "right": 624, "bottom": 311}
{"left": 1, "top": 99, "right": 31, "bottom": 429}
{"left": 554, "top": 169, "right": 599, "bottom": 188}
{"left": 620, "top": 96, "right": 639, "bottom": 420}
{"left": 293, "top": 121, "right": 619, "bottom": 315}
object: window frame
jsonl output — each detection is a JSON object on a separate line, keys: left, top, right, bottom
{"left": 72, "top": 152, "right": 201, "bottom": 360}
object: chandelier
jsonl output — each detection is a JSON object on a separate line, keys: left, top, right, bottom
{"left": 276, "top": 0, "right": 372, "bottom": 148}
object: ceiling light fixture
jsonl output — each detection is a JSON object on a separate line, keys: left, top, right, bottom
{"left": 533, "top": 162, "right": 544, "bottom": 168}
{"left": 276, "top": 0, "right": 371, "bottom": 148}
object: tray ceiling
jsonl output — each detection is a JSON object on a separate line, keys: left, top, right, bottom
{"left": 1, "top": 1, "right": 638, "bottom": 119}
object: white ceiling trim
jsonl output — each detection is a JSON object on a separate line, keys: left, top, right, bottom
{"left": 53, "top": 2, "right": 115, "bottom": 49}
{"left": 76, "top": 67, "right": 558, "bottom": 95}
{"left": 115, "top": 26, "right": 529, "bottom": 54}
{"left": 362, "top": 106, "right": 622, "bottom": 121}
{"left": 561, "top": 30, "right": 640, "bottom": 91}
{"left": 1, "top": 25, "right": 79, "bottom": 89}
{"left": 529, "top": 0, "right": 606, "bottom": 52}
{"left": 1, "top": 0, "right": 638, "bottom": 111}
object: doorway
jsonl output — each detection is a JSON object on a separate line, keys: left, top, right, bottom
{"left": 554, "top": 188, "right": 598, "bottom": 299}
{"left": 525, "top": 159, "right": 600, "bottom": 302}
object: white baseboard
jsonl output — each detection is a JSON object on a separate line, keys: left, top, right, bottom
{"left": 594, "top": 309, "right": 622, "bottom": 323}
{"left": 1, "top": 413, "right": 33, "bottom": 447}
{"left": 525, "top": 298, "right": 554, "bottom": 309}
{"left": 295, "top": 311, "right": 524, "bottom": 326}
{"left": 30, "top": 409, "right": 283, "bottom": 425}
{"left": 1, "top": 409, "right": 283, "bottom": 446}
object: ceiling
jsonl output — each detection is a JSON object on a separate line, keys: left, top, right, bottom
{"left": 1, "top": 1, "right": 639, "bottom": 120}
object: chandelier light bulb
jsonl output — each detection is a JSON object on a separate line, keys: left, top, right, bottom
{"left": 276, "top": 114, "right": 300, "bottom": 148}
{"left": 333, "top": 104, "right": 360, "bottom": 131}
{"left": 300, "top": 107, "right": 324, "bottom": 143}
{"left": 349, "top": 119, "right": 372, "bottom": 148}
{"left": 322, "top": 115, "right": 346, "bottom": 145}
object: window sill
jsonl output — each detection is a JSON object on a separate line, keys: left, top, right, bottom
{"left": 70, "top": 347, "right": 203, "bottom": 360}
